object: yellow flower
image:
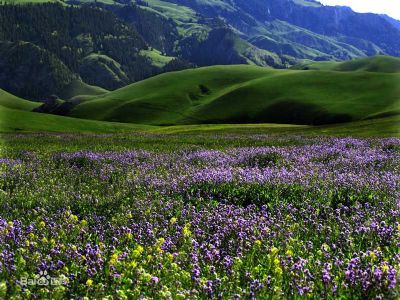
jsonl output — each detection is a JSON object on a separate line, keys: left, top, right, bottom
{"left": 132, "top": 245, "right": 144, "bottom": 258}
{"left": 110, "top": 253, "right": 119, "bottom": 265}
{"left": 270, "top": 246, "right": 279, "bottom": 256}
{"left": 86, "top": 279, "right": 93, "bottom": 286}
{"left": 255, "top": 240, "right": 262, "bottom": 247}
{"left": 273, "top": 258, "right": 280, "bottom": 266}
{"left": 182, "top": 224, "right": 191, "bottom": 237}
{"left": 69, "top": 214, "right": 78, "bottom": 223}
{"left": 382, "top": 264, "right": 389, "bottom": 273}
{"left": 38, "top": 221, "right": 46, "bottom": 229}
{"left": 369, "top": 251, "right": 377, "bottom": 261}
{"left": 129, "top": 261, "right": 138, "bottom": 269}
{"left": 7, "top": 221, "right": 13, "bottom": 228}
{"left": 397, "top": 224, "right": 400, "bottom": 232}
{"left": 285, "top": 249, "right": 293, "bottom": 256}
{"left": 80, "top": 220, "right": 88, "bottom": 227}
{"left": 274, "top": 266, "right": 283, "bottom": 276}
{"left": 170, "top": 217, "right": 177, "bottom": 224}
{"left": 42, "top": 237, "right": 48, "bottom": 244}
{"left": 166, "top": 252, "right": 174, "bottom": 262}
{"left": 126, "top": 233, "right": 133, "bottom": 240}
{"left": 25, "top": 240, "right": 30, "bottom": 247}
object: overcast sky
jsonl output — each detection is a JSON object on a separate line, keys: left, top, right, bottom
{"left": 319, "top": 0, "right": 400, "bottom": 20}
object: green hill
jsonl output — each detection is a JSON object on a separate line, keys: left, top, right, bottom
{"left": 64, "top": 64, "right": 400, "bottom": 125}
{"left": 59, "top": 80, "right": 108, "bottom": 100}
{"left": 1, "top": 105, "right": 398, "bottom": 137}
{"left": 0, "top": 106, "right": 150, "bottom": 133}
{"left": 0, "top": 89, "right": 41, "bottom": 111}
{"left": 293, "top": 56, "right": 400, "bottom": 73}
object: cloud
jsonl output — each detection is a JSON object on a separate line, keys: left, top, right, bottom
{"left": 319, "top": 0, "right": 400, "bottom": 20}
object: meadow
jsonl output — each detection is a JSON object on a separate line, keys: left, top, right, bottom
{"left": 0, "top": 132, "right": 399, "bottom": 299}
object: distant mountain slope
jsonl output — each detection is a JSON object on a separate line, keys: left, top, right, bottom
{"left": 0, "top": 41, "right": 78, "bottom": 100}
{"left": 292, "top": 56, "right": 400, "bottom": 73}
{"left": 1, "top": 0, "right": 400, "bottom": 101}
{"left": 0, "top": 3, "right": 191, "bottom": 99}
{"left": 48, "top": 62, "right": 399, "bottom": 125}
{"left": 143, "top": 0, "right": 400, "bottom": 60}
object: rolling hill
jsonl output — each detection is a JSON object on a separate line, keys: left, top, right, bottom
{"left": 1, "top": 104, "right": 398, "bottom": 137}
{"left": 292, "top": 56, "right": 400, "bottom": 73}
{"left": 49, "top": 61, "right": 399, "bottom": 125}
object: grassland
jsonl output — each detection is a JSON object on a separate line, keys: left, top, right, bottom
{"left": 0, "top": 89, "right": 40, "bottom": 111}
{"left": 1, "top": 56, "right": 399, "bottom": 136}
{"left": 293, "top": 56, "right": 400, "bottom": 73}
{"left": 63, "top": 64, "right": 399, "bottom": 126}
{"left": 60, "top": 80, "right": 108, "bottom": 101}
{"left": 139, "top": 49, "right": 175, "bottom": 68}
{"left": 0, "top": 106, "right": 150, "bottom": 133}
{"left": 0, "top": 128, "right": 399, "bottom": 299}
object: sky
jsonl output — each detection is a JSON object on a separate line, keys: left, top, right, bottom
{"left": 319, "top": 0, "right": 400, "bottom": 20}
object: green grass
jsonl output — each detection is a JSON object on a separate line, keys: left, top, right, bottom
{"left": 66, "top": 63, "right": 400, "bottom": 125}
{"left": 0, "top": 106, "right": 151, "bottom": 133}
{"left": 1, "top": 103, "right": 398, "bottom": 137}
{"left": 152, "top": 116, "right": 400, "bottom": 137}
{"left": 60, "top": 80, "right": 108, "bottom": 100}
{"left": 293, "top": 56, "right": 400, "bottom": 73}
{"left": 139, "top": 49, "right": 175, "bottom": 68}
{"left": 0, "top": 89, "right": 40, "bottom": 111}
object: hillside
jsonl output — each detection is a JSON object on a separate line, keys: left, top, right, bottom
{"left": 0, "top": 106, "right": 150, "bottom": 133}
{"left": 0, "top": 88, "right": 41, "bottom": 111}
{"left": 1, "top": 0, "right": 400, "bottom": 100}
{"left": 293, "top": 56, "right": 400, "bottom": 72}
{"left": 1, "top": 104, "right": 398, "bottom": 137}
{"left": 47, "top": 63, "right": 399, "bottom": 125}
{"left": 136, "top": 0, "right": 400, "bottom": 60}
{"left": 0, "top": 3, "right": 191, "bottom": 99}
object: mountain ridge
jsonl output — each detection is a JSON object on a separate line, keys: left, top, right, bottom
{"left": 0, "top": 0, "right": 400, "bottom": 101}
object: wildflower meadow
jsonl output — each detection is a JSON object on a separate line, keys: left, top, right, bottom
{"left": 0, "top": 133, "right": 399, "bottom": 299}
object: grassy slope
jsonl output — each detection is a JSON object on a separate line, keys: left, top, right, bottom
{"left": 1, "top": 105, "right": 398, "bottom": 137}
{"left": 60, "top": 80, "right": 108, "bottom": 100}
{"left": 68, "top": 64, "right": 400, "bottom": 125}
{"left": 0, "top": 89, "right": 41, "bottom": 111}
{"left": 139, "top": 49, "right": 175, "bottom": 68}
{"left": 293, "top": 56, "right": 400, "bottom": 73}
{"left": 0, "top": 106, "right": 151, "bottom": 133}
{"left": 0, "top": 85, "right": 397, "bottom": 136}
{"left": 155, "top": 116, "right": 400, "bottom": 137}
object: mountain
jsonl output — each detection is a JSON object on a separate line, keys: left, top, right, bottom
{"left": 150, "top": 0, "right": 400, "bottom": 58}
{"left": 0, "top": 2, "right": 191, "bottom": 100}
{"left": 382, "top": 15, "right": 400, "bottom": 31}
{"left": 35, "top": 57, "right": 400, "bottom": 126}
{"left": 1, "top": 0, "right": 400, "bottom": 101}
